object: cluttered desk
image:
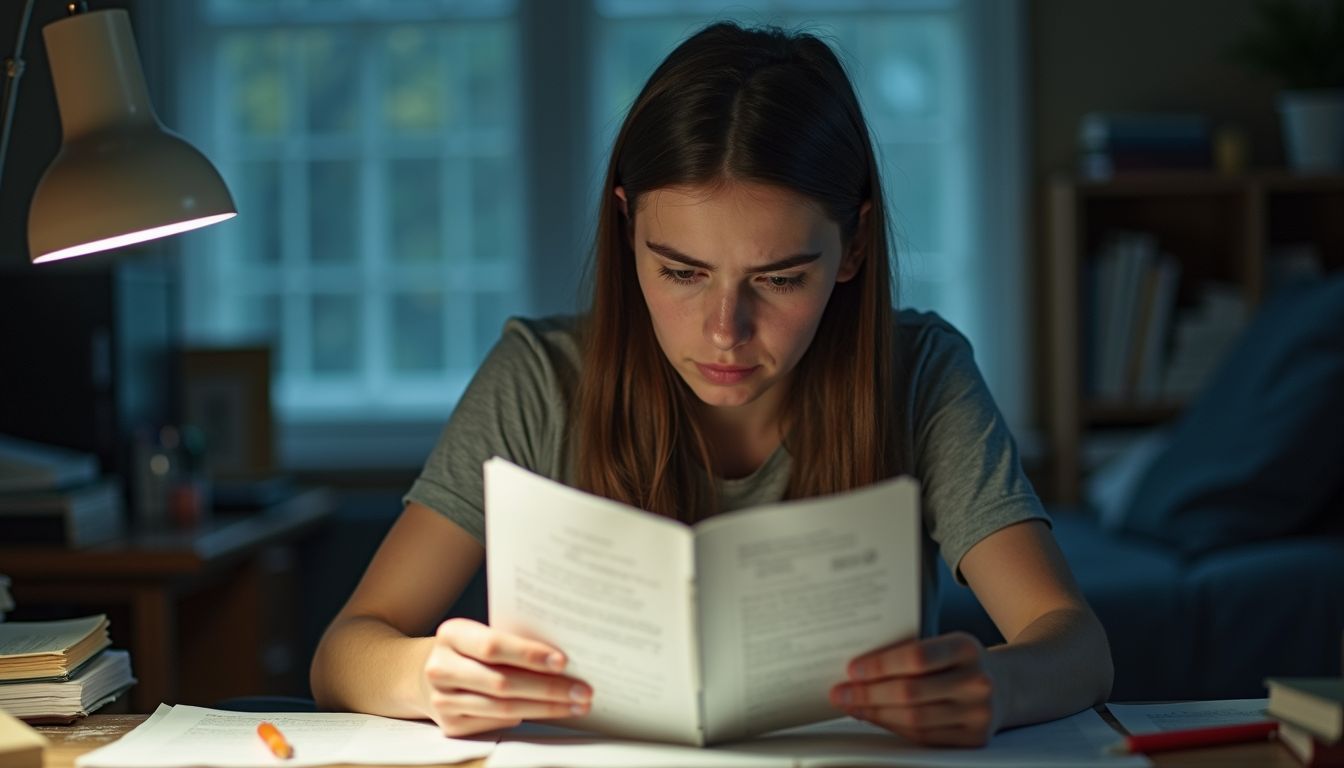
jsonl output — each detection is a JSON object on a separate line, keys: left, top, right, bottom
{"left": 21, "top": 700, "right": 1306, "bottom": 768}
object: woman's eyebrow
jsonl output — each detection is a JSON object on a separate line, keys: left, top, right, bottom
{"left": 645, "top": 241, "right": 822, "bottom": 273}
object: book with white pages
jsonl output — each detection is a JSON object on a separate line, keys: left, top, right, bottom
{"left": 0, "top": 615, "right": 111, "bottom": 682}
{"left": 0, "top": 649, "right": 136, "bottom": 723}
{"left": 484, "top": 457, "right": 922, "bottom": 747}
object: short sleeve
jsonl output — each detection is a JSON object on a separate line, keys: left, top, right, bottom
{"left": 402, "top": 317, "right": 574, "bottom": 544}
{"left": 903, "top": 312, "right": 1051, "bottom": 584}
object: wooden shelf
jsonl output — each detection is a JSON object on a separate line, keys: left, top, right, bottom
{"left": 1043, "top": 170, "right": 1342, "bottom": 504}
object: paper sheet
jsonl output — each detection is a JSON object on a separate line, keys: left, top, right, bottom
{"left": 1106, "top": 699, "right": 1270, "bottom": 735}
{"left": 74, "top": 704, "right": 497, "bottom": 767}
{"left": 487, "top": 710, "right": 1151, "bottom": 768}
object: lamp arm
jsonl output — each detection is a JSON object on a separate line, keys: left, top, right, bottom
{"left": 0, "top": 0, "right": 38, "bottom": 199}
{"left": 0, "top": 1, "right": 90, "bottom": 200}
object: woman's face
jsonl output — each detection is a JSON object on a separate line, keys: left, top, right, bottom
{"left": 621, "top": 180, "right": 863, "bottom": 412}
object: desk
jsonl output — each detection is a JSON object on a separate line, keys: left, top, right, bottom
{"left": 0, "top": 489, "right": 334, "bottom": 711}
{"left": 36, "top": 711, "right": 1298, "bottom": 768}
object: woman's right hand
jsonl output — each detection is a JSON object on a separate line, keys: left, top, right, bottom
{"left": 420, "top": 618, "right": 593, "bottom": 737}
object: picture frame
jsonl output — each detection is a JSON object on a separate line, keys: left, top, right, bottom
{"left": 180, "top": 346, "right": 275, "bottom": 478}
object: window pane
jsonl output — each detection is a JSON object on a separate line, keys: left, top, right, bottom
{"left": 472, "top": 154, "right": 518, "bottom": 263}
{"left": 308, "top": 160, "right": 359, "bottom": 264}
{"left": 311, "top": 294, "right": 361, "bottom": 374}
{"left": 388, "top": 158, "right": 441, "bottom": 264}
{"left": 391, "top": 291, "right": 445, "bottom": 373}
{"left": 883, "top": 141, "right": 941, "bottom": 253}
{"left": 239, "top": 294, "right": 285, "bottom": 371}
{"left": 461, "top": 22, "right": 516, "bottom": 133}
{"left": 382, "top": 26, "right": 445, "bottom": 135}
{"left": 230, "top": 160, "right": 282, "bottom": 264}
{"left": 209, "top": 0, "right": 279, "bottom": 15}
{"left": 220, "top": 31, "right": 287, "bottom": 137}
{"left": 302, "top": 29, "right": 360, "bottom": 135}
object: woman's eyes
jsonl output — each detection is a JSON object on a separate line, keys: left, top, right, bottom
{"left": 656, "top": 266, "right": 807, "bottom": 294}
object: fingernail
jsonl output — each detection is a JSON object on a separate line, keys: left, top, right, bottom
{"left": 569, "top": 684, "right": 589, "bottom": 702}
{"left": 571, "top": 703, "right": 588, "bottom": 716}
{"left": 839, "top": 687, "right": 853, "bottom": 706}
{"left": 851, "top": 661, "right": 871, "bottom": 679}
{"left": 547, "top": 653, "right": 565, "bottom": 671}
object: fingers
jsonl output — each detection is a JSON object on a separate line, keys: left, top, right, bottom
{"left": 424, "top": 619, "right": 594, "bottom": 731}
{"left": 831, "top": 664, "right": 992, "bottom": 709}
{"left": 428, "top": 652, "right": 592, "bottom": 705}
{"left": 847, "top": 632, "right": 982, "bottom": 680}
{"left": 437, "top": 619, "right": 568, "bottom": 674}
{"left": 432, "top": 713, "right": 524, "bottom": 739}
{"left": 432, "top": 690, "right": 589, "bottom": 721}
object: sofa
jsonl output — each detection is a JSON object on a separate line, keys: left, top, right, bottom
{"left": 941, "top": 272, "right": 1344, "bottom": 701}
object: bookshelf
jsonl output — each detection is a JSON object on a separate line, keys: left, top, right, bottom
{"left": 1044, "top": 171, "right": 1344, "bottom": 504}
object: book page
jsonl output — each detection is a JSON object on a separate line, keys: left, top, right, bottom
{"left": 0, "top": 615, "right": 107, "bottom": 658}
{"left": 694, "top": 477, "right": 922, "bottom": 743}
{"left": 484, "top": 458, "right": 702, "bottom": 745}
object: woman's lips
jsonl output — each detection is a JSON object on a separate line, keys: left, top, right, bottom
{"left": 695, "top": 363, "right": 759, "bottom": 385}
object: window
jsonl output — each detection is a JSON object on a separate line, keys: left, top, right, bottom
{"left": 176, "top": 0, "right": 524, "bottom": 425}
{"left": 169, "top": 0, "right": 1028, "bottom": 467}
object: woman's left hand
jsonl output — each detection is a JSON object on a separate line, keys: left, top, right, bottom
{"left": 829, "top": 631, "right": 1001, "bottom": 747}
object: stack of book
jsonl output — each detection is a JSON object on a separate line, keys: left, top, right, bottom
{"left": 0, "top": 435, "right": 124, "bottom": 548}
{"left": 1077, "top": 112, "right": 1212, "bottom": 180}
{"left": 1266, "top": 677, "right": 1344, "bottom": 767}
{"left": 1086, "top": 232, "right": 1182, "bottom": 403}
{"left": 1161, "top": 283, "right": 1249, "bottom": 401}
{"left": 0, "top": 615, "right": 136, "bottom": 724}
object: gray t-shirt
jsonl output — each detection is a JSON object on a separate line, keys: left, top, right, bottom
{"left": 405, "top": 309, "right": 1050, "bottom": 636}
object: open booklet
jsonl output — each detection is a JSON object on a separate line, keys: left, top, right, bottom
{"left": 484, "top": 457, "right": 922, "bottom": 747}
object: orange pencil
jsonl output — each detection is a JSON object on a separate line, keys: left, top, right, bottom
{"left": 257, "top": 721, "right": 293, "bottom": 760}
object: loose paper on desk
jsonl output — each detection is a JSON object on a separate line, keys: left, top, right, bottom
{"left": 1107, "top": 698, "right": 1270, "bottom": 735}
{"left": 487, "top": 709, "right": 1151, "bottom": 768}
{"left": 485, "top": 457, "right": 923, "bottom": 746}
{"left": 74, "top": 704, "right": 496, "bottom": 768}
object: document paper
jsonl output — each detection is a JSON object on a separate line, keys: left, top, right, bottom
{"left": 485, "top": 457, "right": 922, "bottom": 745}
{"left": 74, "top": 704, "right": 497, "bottom": 767}
{"left": 487, "top": 709, "right": 1151, "bottom": 768}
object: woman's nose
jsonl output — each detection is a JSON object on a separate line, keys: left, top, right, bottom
{"left": 705, "top": 285, "right": 753, "bottom": 351}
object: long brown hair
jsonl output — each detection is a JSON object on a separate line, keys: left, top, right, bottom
{"left": 573, "top": 22, "right": 903, "bottom": 521}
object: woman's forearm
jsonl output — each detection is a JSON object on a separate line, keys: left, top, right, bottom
{"left": 984, "top": 606, "right": 1114, "bottom": 730}
{"left": 310, "top": 615, "right": 435, "bottom": 717}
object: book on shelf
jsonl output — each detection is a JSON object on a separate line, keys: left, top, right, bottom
{"left": 1162, "top": 283, "right": 1249, "bottom": 400}
{"left": 1267, "top": 677, "right": 1344, "bottom": 744}
{"left": 1279, "top": 720, "right": 1344, "bottom": 767}
{"left": 484, "top": 456, "right": 921, "bottom": 746}
{"left": 0, "top": 616, "right": 111, "bottom": 683}
{"left": 1088, "top": 232, "right": 1180, "bottom": 404}
{"left": 0, "top": 478, "right": 125, "bottom": 548}
{"left": 1077, "top": 112, "right": 1212, "bottom": 180}
{"left": 0, "top": 649, "right": 135, "bottom": 724}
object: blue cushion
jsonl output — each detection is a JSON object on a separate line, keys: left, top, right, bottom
{"left": 1118, "top": 274, "right": 1344, "bottom": 557}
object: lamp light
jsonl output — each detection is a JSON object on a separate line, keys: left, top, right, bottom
{"left": 1, "top": 1, "right": 236, "bottom": 264}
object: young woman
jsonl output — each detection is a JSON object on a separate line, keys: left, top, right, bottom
{"left": 311, "top": 21, "right": 1112, "bottom": 747}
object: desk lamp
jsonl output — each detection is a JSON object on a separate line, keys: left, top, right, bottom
{"left": 1, "top": 0, "right": 236, "bottom": 263}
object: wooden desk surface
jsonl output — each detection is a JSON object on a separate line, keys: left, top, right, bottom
{"left": 0, "top": 489, "right": 336, "bottom": 711}
{"left": 0, "top": 488, "right": 335, "bottom": 577}
{"left": 36, "top": 713, "right": 1298, "bottom": 768}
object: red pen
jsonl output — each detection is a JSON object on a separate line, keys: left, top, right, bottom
{"left": 1106, "top": 720, "right": 1279, "bottom": 755}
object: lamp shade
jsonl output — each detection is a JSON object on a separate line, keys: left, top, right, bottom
{"left": 28, "top": 9, "right": 235, "bottom": 264}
